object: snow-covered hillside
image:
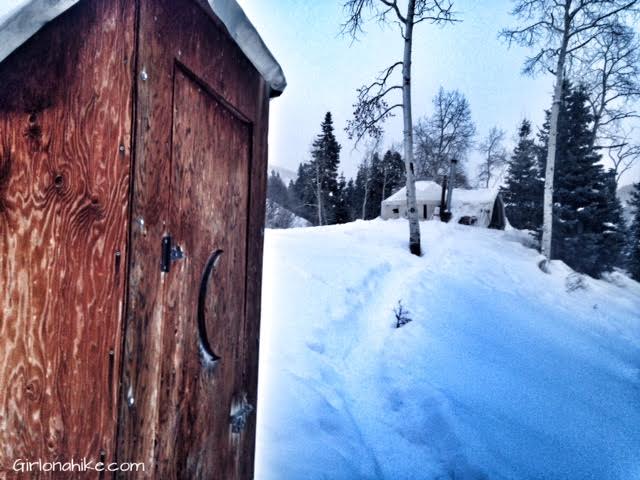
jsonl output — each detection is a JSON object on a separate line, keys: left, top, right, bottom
{"left": 256, "top": 219, "right": 640, "bottom": 480}
{"left": 265, "top": 199, "right": 311, "bottom": 229}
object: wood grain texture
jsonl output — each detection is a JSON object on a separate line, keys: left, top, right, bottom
{"left": 0, "top": 0, "right": 136, "bottom": 477}
{"left": 161, "top": 65, "right": 251, "bottom": 478}
{"left": 116, "top": 0, "right": 271, "bottom": 478}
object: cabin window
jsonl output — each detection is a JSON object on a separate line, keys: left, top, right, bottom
{"left": 423, "top": 205, "right": 427, "bottom": 219}
{"left": 392, "top": 208, "right": 399, "bottom": 214}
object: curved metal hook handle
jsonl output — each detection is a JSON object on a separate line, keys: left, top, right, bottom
{"left": 198, "top": 249, "right": 224, "bottom": 365}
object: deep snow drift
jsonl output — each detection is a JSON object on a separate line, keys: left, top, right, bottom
{"left": 256, "top": 219, "right": 640, "bottom": 480}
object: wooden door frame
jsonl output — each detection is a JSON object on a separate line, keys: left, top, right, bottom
{"left": 115, "top": 0, "right": 270, "bottom": 477}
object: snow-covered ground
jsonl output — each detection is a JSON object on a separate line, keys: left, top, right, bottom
{"left": 256, "top": 219, "right": 640, "bottom": 480}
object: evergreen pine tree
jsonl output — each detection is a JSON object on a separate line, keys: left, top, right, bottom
{"left": 352, "top": 153, "right": 377, "bottom": 220}
{"left": 266, "top": 170, "right": 289, "bottom": 208}
{"left": 351, "top": 150, "right": 406, "bottom": 220}
{"left": 626, "top": 182, "right": 640, "bottom": 281}
{"left": 344, "top": 178, "right": 356, "bottom": 221}
{"left": 379, "top": 150, "right": 405, "bottom": 200}
{"left": 310, "top": 112, "right": 342, "bottom": 225}
{"left": 501, "top": 119, "right": 543, "bottom": 231}
{"left": 538, "top": 83, "right": 626, "bottom": 277}
{"left": 289, "top": 162, "right": 316, "bottom": 223}
{"left": 334, "top": 173, "right": 351, "bottom": 224}
{"left": 598, "top": 169, "right": 627, "bottom": 272}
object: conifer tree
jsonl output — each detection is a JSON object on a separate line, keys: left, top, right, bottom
{"left": 334, "top": 173, "right": 352, "bottom": 224}
{"left": 539, "top": 83, "right": 626, "bottom": 277}
{"left": 352, "top": 149, "right": 406, "bottom": 220}
{"left": 344, "top": 178, "right": 356, "bottom": 221}
{"left": 267, "top": 170, "right": 290, "bottom": 208}
{"left": 501, "top": 119, "right": 543, "bottom": 231}
{"left": 626, "top": 182, "right": 640, "bottom": 281}
{"left": 310, "top": 112, "right": 342, "bottom": 225}
{"left": 379, "top": 150, "right": 405, "bottom": 200}
{"left": 353, "top": 153, "right": 377, "bottom": 220}
{"left": 598, "top": 169, "right": 627, "bottom": 272}
{"left": 289, "top": 162, "right": 316, "bottom": 223}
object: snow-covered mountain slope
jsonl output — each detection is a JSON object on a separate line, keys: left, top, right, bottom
{"left": 265, "top": 199, "right": 311, "bottom": 229}
{"left": 256, "top": 219, "right": 640, "bottom": 480}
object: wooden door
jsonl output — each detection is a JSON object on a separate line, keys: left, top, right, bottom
{"left": 162, "top": 65, "right": 253, "bottom": 477}
{"left": 123, "top": 64, "right": 253, "bottom": 479}
{"left": 117, "top": 2, "right": 270, "bottom": 477}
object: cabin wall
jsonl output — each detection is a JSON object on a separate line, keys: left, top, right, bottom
{"left": 0, "top": 0, "right": 136, "bottom": 474}
{"left": 381, "top": 201, "right": 439, "bottom": 220}
{"left": 116, "top": 0, "right": 270, "bottom": 478}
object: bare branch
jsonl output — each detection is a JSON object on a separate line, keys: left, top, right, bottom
{"left": 379, "top": 0, "right": 407, "bottom": 23}
{"left": 342, "top": 0, "right": 459, "bottom": 40}
{"left": 414, "top": 87, "right": 476, "bottom": 182}
{"left": 598, "top": 126, "right": 640, "bottom": 184}
{"left": 346, "top": 100, "right": 403, "bottom": 145}
{"left": 345, "top": 60, "right": 405, "bottom": 145}
{"left": 501, "top": 0, "right": 640, "bottom": 77}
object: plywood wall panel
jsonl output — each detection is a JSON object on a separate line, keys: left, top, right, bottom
{"left": 0, "top": 0, "right": 136, "bottom": 476}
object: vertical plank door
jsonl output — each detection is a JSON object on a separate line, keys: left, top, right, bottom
{"left": 167, "top": 64, "right": 252, "bottom": 478}
{"left": 117, "top": 1, "right": 270, "bottom": 477}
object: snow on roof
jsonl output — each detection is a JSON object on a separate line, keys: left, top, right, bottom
{"left": 382, "top": 181, "right": 498, "bottom": 206}
{"left": 383, "top": 181, "right": 443, "bottom": 204}
{"left": 0, "top": 0, "right": 287, "bottom": 95}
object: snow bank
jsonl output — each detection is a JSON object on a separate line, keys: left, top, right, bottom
{"left": 257, "top": 219, "right": 640, "bottom": 479}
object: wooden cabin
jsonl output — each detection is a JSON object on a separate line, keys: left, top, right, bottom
{"left": 0, "top": 0, "right": 285, "bottom": 478}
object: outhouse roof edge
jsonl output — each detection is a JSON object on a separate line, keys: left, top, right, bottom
{"left": 0, "top": 0, "right": 287, "bottom": 96}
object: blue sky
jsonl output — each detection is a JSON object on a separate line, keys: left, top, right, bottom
{"left": 239, "top": 0, "right": 640, "bottom": 185}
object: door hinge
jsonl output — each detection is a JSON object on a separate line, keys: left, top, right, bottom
{"left": 161, "top": 235, "right": 185, "bottom": 272}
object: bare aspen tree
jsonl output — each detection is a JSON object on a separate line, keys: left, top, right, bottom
{"left": 414, "top": 88, "right": 476, "bottom": 183}
{"left": 343, "top": 0, "right": 458, "bottom": 256}
{"left": 579, "top": 23, "right": 640, "bottom": 150}
{"left": 314, "top": 160, "right": 324, "bottom": 226}
{"left": 501, "top": 0, "right": 638, "bottom": 270}
{"left": 478, "top": 127, "right": 507, "bottom": 188}
{"left": 361, "top": 155, "right": 371, "bottom": 220}
{"left": 578, "top": 22, "right": 640, "bottom": 185}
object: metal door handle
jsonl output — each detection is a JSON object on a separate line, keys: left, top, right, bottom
{"left": 198, "top": 249, "right": 223, "bottom": 365}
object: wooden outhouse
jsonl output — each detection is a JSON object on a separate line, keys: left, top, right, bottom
{"left": 0, "top": 0, "right": 285, "bottom": 478}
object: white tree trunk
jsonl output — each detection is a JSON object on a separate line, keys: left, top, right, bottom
{"left": 402, "top": 0, "right": 422, "bottom": 256}
{"left": 541, "top": 40, "right": 568, "bottom": 266}
{"left": 315, "top": 162, "right": 323, "bottom": 226}
{"left": 362, "top": 158, "right": 369, "bottom": 219}
{"left": 382, "top": 167, "right": 388, "bottom": 201}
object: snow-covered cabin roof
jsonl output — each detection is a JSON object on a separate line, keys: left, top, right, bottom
{"left": 0, "top": 0, "right": 287, "bottom": 95}
{"left": 382, "top": 181, "right": 499, "bottom": 207}
{"left": 383, "top": 181, "right": 442, "bottom": 205}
